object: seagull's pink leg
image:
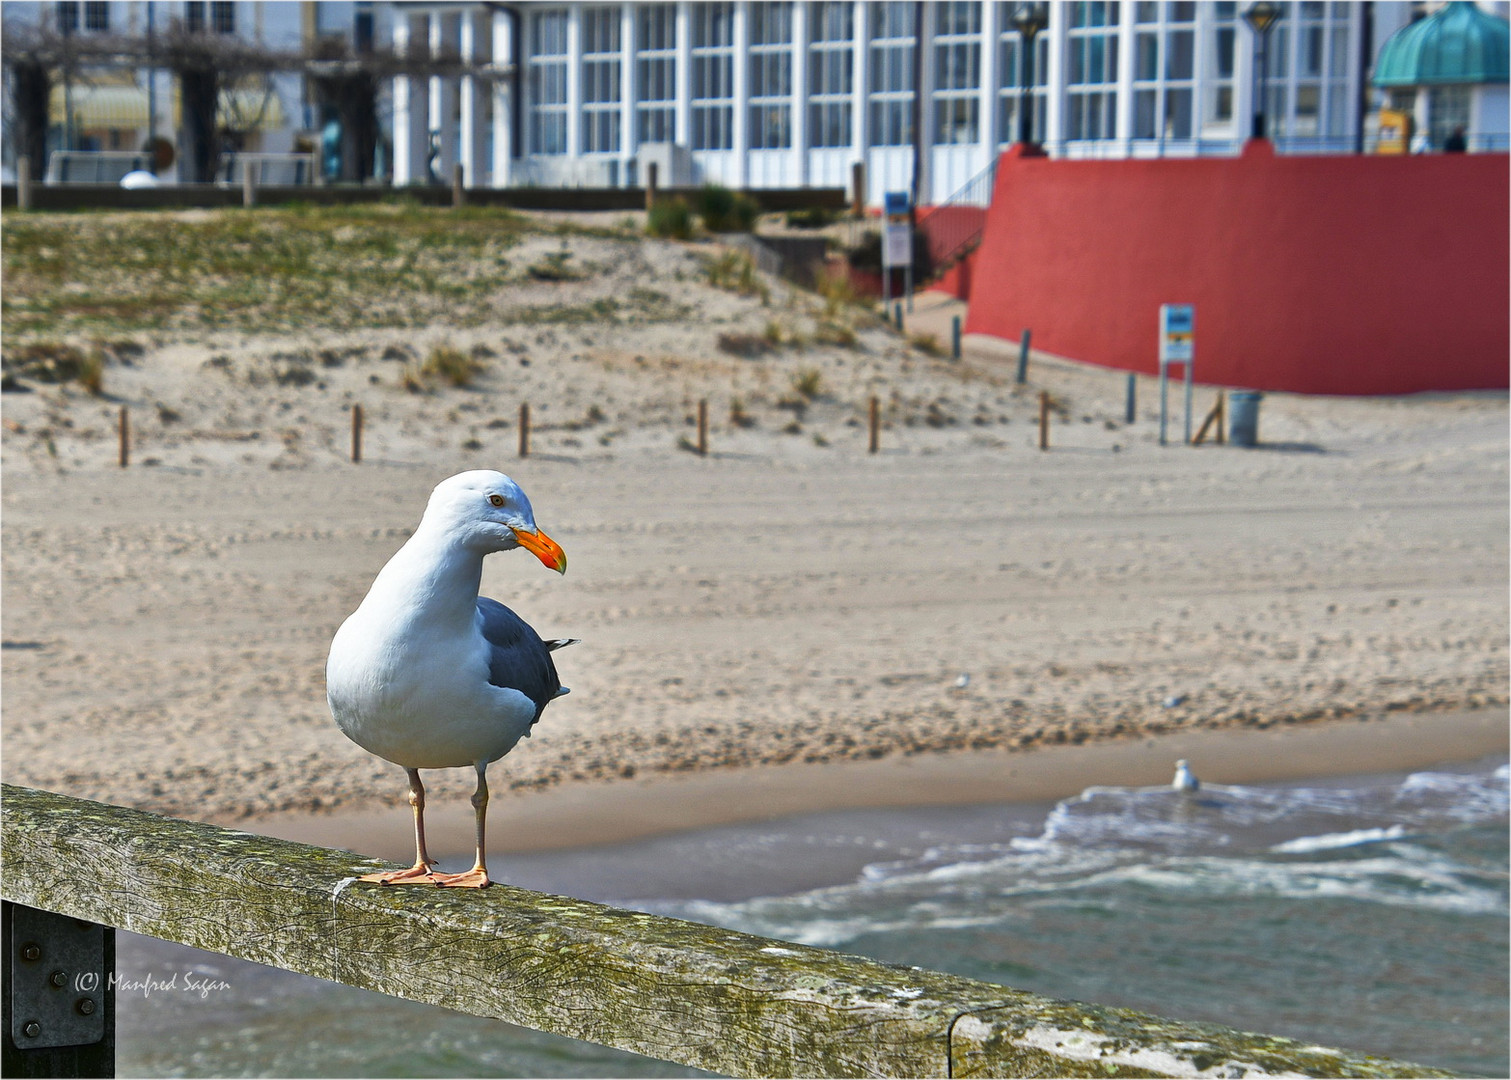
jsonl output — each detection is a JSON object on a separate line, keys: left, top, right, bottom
{"left": 359, "top": 768, "right": 441, "bottom": 884}
{"left": 432, "top": 762, "right": 492, "bottom": 888}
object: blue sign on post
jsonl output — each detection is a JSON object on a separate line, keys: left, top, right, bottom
{"left": 1158, "top": 303, "right": 1195, "bottom": 445}
{"left": 883, "top": 191, "right": 910, "bottom": 217}
{"left": 1160, "top": 304, "right": 1195, "bottom": 362}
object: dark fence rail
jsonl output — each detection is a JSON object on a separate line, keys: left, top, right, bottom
{"left": 0, "top": 183, "right": 846, "bottom": 213}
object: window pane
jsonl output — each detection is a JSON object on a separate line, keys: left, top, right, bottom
{"left": 1302, "top": 26, "right": 1323, "bottom": 76}
{"left": 750, "top": 103, "right": 791, "bottom": 148}
{"left": 1213, "top": 84, "right": 1233, "bottom": 122}
{"left": 809, "top": 101, "right": 852, "bottom": 147}
{"left": 583, "top": 8, "right": 620, "bottom": 53}
{"left": 1216, "top": 26, "right": 1235, "bottom": 77}
{"left": 1164, "top": 87, "right": 1192, "bottom": 137}
{"left": 935, "top": 97, "right": 978, "bottom": 143}
{"left": 936, "top": 1, "right": 980, "bottom": 35}
{"left": 1270, "top": 27, "right": 1289, "bottom": 77}
{"left": 1134, "top": 88, "right": 1157, "bottom": 137}
{"left": 1329, "top": 27, "right": 1350, "bottom": 74}
{"left": 812, "top": 1, "right": 853, "bottom": 42}
{"left": 749, "top": 2, "right": 792, "bottom": 45}
{"left": 1136, "top": 33, "right": 1158, "bottom": 80}
{"left": 1166, "top": 30, "right": 1193, "bottom": 79}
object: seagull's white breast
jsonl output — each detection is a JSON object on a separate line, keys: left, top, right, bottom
{"left": 327, "top": 601, "right": 535, "bottom": 770}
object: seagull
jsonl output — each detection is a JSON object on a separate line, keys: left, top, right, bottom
{"left": 1172, "top": 759, "right": 1200, "bottom": 793}
{"left": 327, "top": 470, "right": 574, "bottom": 888}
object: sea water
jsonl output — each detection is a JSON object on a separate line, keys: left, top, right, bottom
{"left": 117, "top": 756, "right": 1508, "bottom": 1078}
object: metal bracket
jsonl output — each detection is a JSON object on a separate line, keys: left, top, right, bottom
{"left": 9, "top": 906, "right": 107, "bottom": 1049}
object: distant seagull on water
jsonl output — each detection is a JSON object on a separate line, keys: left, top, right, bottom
{"left": 1172, "top": 759, "right": 1200, "bottom": 793}
{"left": 327, "top": 471, "right": 575, "bottom": 888}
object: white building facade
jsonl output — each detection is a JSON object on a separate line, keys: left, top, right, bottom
{"left": 7, "top": 2, "right": 1505, "bottom": 198}
{"left": 394, "top": 1, "right": 1407, "bottom": 204}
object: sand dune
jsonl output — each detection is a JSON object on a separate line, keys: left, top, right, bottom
{"left": 2, "top": 221, "right": 1506, "bottom": 824}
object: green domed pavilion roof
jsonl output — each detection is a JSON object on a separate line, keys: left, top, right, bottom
{"left": 1374, "top": 1, "right": 1510, "bottom": 87}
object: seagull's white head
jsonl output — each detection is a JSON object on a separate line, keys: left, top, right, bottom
{"left": 422, "top": 470, "right": 567, "bottom": 573}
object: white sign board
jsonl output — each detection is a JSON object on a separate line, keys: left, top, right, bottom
{"left": 883, "top": 223, "right": 912, "bottom": 269}
{"left": 1160, "top": 303, "right": 1195, "bottom": 363}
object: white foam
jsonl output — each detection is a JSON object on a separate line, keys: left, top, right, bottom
{"left": 1271, "top": 825, "right": 1408, "bottom": 853}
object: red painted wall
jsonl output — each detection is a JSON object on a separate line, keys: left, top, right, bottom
{"left": 965, "top": 142, "right": 1510, "bottom": 395}
{"left": 931, "top": 249, "right": 976, "bottom": 301}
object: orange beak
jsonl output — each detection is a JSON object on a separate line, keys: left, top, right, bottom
{"left": 512, "top": 526, "right": 567, "bottom": 575}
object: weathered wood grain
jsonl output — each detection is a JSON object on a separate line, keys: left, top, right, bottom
{"left": 1, "top": 784, "right": 1455, "bottom": 1078}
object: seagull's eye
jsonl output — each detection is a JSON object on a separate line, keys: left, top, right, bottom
{"left": 488, "top": 494, "right": 505, "bottom": 508}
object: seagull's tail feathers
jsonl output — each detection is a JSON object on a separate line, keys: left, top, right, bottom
{"left": 544, "top": 638, "right": 581, "bottom": 652}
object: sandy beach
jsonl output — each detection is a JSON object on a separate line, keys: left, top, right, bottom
{"left": 3, "top": 210, "right": 1506, "bottom": 844}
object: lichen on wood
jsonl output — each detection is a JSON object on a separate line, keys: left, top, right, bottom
{"left": 0, "top": 784, "right": 1457, "bottom": 1079}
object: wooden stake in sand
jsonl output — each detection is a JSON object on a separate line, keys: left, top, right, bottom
{"left": 518, "top": 403, "right": 530, "bottom": 458}
{"left": 350, "top": 404, "right": 363, "bottom": 463}
{"left": 1191, "top": 393, "right": 1226, "bottom": 446}
{"left": 17, "top": 156, "right": 32, "bottom": 211}
{"left": 118, "top": 406, "right": 129, "bottom": 468}
{"left": 452, "top": 163, "right": 465, "bottom": 209}
{"left": 869, "top": 396, "right": 880, "bottom": 454}
{"left": 1038, "top": 391, "right": 1050, "bottom": 451}
{"left": 697, "top": 399, "right": 708, "bottom": 457}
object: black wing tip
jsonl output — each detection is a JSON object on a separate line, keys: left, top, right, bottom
{"left": 544, "top": 638, "right": 581, "bottom": 652}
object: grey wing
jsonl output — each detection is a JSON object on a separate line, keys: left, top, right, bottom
{"left": 476, "top": 597, "right": 567, "bottom": 725}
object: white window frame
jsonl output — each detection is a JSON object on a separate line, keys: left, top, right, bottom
{"left": 690, "top": 2, "right": 735, "bottom": 151}
{"left": 526, "top": 9, "right": 570, "bottom": 156}
{"left": 808, "top": 1, "right": 855, "bottom": 148}
{"left": 581, "top": 6, "right": 622, "bottom": 154}
{"left": 1202, "top": 1, "right": 1239, "bottom": 135}
{"left": 636, "top": 4, "right": 678, "bottom": 144}
{"left": 1065, "top": 1, "right": 1121, "bottom": 143}
{"left": 868, "top": 1, "right": 918, "bottom": 148}
{"left": 748, "top": 2, "right": 794, "bottom": 150}
{"left": 1131, "top": 1, "right": 1196, "bottom": 144}
{"left": 933, "top": 2, "right": 983, "bottom": 145}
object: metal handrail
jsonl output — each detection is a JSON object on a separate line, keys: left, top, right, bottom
{"left": 917, "top": 157, "right": 1000, "bottom": 274}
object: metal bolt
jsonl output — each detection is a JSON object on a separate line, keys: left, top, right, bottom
{"left": 20, "top": 943, "right": 41, "bottom": 962}
{"left": 21, "top": 1021, "right": 41, "bottom": 1039}
{"left": 76, "top": 998, "right": 97, "bottom": 1016}
{"left": 49, "top": 970, "right": 68, "bottom": 988}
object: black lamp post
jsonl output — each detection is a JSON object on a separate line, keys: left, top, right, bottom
{"left": 1013, "top": 3, "right": 1049, "bottom": 147}
{"left": 1243, "top": 1, "right": 1282, "bottom": 140}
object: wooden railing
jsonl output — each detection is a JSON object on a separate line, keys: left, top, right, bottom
{"left": 0, "top": 784, "right": 1452, "bottom": 1078}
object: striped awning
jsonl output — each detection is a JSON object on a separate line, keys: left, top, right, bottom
{"left": 49, "top": 84, "right": 150, "bottom": 129}
{"left": 171, "top": 85, "right": 287, "bottom": 132}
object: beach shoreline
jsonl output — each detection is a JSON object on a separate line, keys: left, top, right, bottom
{"left": 241, "top": 706, "right": 1508, "bottom": 861}
{"left": 3, "top": 213, "right": 1506, "bottom": 838}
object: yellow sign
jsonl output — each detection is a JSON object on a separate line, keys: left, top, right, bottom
{"left": 1376, "top": 109, "right": 1412, "bottom": 155}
